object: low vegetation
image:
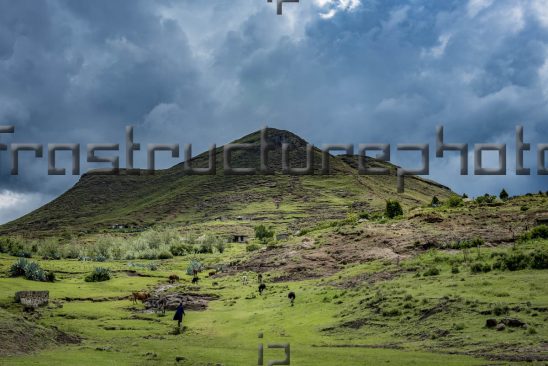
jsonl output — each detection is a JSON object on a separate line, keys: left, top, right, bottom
{"left": 385, "top": 200, "right": 403, "bottom": 218}
{"left": 9, "top": 258, "right": 55, "bottom": 282}
{"left": 84, "top": 267, "right": 111, "bottom": 282}
{"left": 0, "top": 193, "right": 546, "bottom": 365}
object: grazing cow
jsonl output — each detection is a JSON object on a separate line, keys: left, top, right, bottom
{"left": 288, "top": 291, "right": 296, "bottom": 306}
{"left": 168, "top": 274, "right": 180, "bottom": 284}
{"left": 157, "top": 296, "right": 167, "bottom": 315}
{"left": 131, "top": 291, "right": 150, "bottom": 304}
{"left": 192, "top": 276, "right": 199, "bottom": 284}
{"left": 257, "top": 273, "right": 263, "bottom": 284}
{"left": 242, "top": 275, "right": 248, "bottom": 285}
{"left": 258, "top": 283, "right": 266, "bottom": 295}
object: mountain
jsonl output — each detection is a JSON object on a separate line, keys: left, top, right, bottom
{"left": 0, "top": 128, "right": 452, "bottom": 237}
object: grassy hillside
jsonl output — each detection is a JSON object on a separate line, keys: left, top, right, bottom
{"left": 0, "top": 203, "right": 546, "bottom": 365}
{"left": 0, "top": 128, "right": 452, "bottom": 237}
{"left": 0, "top": 129, "right": 546, "bottom": 365}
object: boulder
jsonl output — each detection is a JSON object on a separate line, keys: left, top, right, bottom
{"left": 495, "top": 323, "right": 506, "bottom": 331}
{"left": 485, "top": 318, "right": 497, "bottom": 328}
{"left": 501, "top": 318, "right": 526, "bottom": 327}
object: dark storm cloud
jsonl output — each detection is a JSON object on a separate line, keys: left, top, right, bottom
{"left": 0, "top": 0, "right": 547, "bottom": 223}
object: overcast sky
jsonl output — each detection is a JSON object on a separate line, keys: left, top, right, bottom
{"left": 0, "top": 0, "right": 547, "bottom": 224}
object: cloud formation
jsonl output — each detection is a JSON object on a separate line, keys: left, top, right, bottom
{"left": 0, "top": 0, "right": 546, "bottom": 223}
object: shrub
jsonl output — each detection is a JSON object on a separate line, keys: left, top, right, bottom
{"left": 214, "top": 241, "right": 226, "bottom": 253}
{"left": 530, "top": 225, "right": 548, "bottom": 240}
{"left": 170, "top": 243, "right": 193, "bottom": 256}
{"left": 358, "top": 211, "right": 369, "bottom": 219}
{"left": 24, "top": 262, "right": 46, "bottom": 281}
{"left": 385, "top": 200, "right": 403, "bottom": 218}
{"left": 157, "top": 250, "right": 173, "bottom": 259}
{"left": 529, "top": 249, "right": 548, "bottom": 269}
{"left": 451, "top": 265, "right": 460, "bottom": 274}
{"left": 446, "top": 195, "right": 463, "bottom": 207}
{"left": 254, "top": 225, "right": 274, "bottom": 243}
{"left": 85, "top": 267, "right": 111, "bottom": 282}
{"left": 246, "top": 243, "right": 261, "bottom": 252}
{"left": 423, "top": 267, "right": 440, "bottom": 276}
{"left": 470, "top": 261, "right": 491, "bottom": 274}
{"left": 62, "top": 244, "right": 81, "bottom": 259}
{"left": 475, "top": 194, "right": 496, "bottom": 205}
{"left": 186, "top": 259, "right": 203, "bottom": 275}
{"left": 9, "top": 258, "right": 54, "bottom": 282}
{"left": 9, "top": 258, "right": 29, "bottom": 277}
{"left": 45, "top": 271, "right": 56, "bottom": 282}
{"left": 493, "top": 303, "right": 509, "bottom": 316}
{"left": 6, "top": 238, "right": 35, "bottom": 258}
{"left": 493, "top": 252, "right": 530, "bottom": 271}
{"left": 0, "top": 237, "right": 23, "bottom": 254}
{"left": 499, "top": 188, "right": 509, "bottom": 201}
{"left": 89, "top": 236, "right": 113, "bottom": 259}
{"left": 38, "top": 239, "right": 62, "bottom": 260}
{"left": 197, "top": 243, "right": 213, "bottom": 254}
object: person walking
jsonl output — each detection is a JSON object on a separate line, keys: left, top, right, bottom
{"left": 173, "top": 301, "right": 186, "bottom": 331}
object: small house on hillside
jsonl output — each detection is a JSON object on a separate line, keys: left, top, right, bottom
{"left": 230, "top": 235, "right": 249, "bottom": 243}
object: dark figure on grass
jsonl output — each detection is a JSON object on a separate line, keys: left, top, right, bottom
{"left": 158, "top": 296, "right": 167, "bottom": 316}
{"left": 288, "top": 291, "right": 296, "bottom": 306}
{"left": 173, "top": 301, "right": 186, "bottom": 331}
{"left": 258, "top": 283, "right": 266, "bottom": 295}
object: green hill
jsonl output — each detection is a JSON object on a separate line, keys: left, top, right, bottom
{"left": 0, "top": 128, "right": 451, "bottom": 237}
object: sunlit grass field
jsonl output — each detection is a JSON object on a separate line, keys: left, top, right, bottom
{"left": 0, "top": 239, "right": 546, "bottom": 365}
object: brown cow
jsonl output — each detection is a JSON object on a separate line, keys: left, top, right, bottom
{"left": 168, "top": 274, "right": 180, "bottom": 284}
{"left": 132, "top": 292, "right": 150, "bottom": 304}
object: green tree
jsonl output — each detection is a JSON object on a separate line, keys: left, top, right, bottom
{"left": 254, "top": 225, "right": 274, "bottom": 243}
{"left": 385, "top": 200, "right": 403, "bottom": 219}
{"left": 447, "top": 195, "right": 463, "bottom": 207}
{"left": 499, "top": 188, "right": 509, "bottom": 201}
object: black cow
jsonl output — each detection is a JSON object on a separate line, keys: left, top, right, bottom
{"left": 288, "top": 291, "right": 296, "bottom": 306}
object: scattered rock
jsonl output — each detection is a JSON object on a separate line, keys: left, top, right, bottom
{"left": 485, "top": 319, "right": 497, "bottom": 328}
{"left": 495, "top": 323, "right": 506, "bottom": 331}
{"left": 143, "top": 293, "right": 219, "bottom": 312}
{"left": 501, "top": 318, "right": 526, "bottom": 327}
